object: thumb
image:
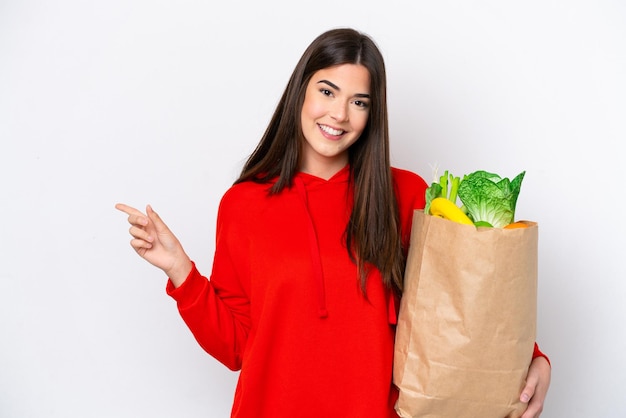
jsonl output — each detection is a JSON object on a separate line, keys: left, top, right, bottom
{"left": 520, "top": 373, "right": 538, "bottom": 403}
{"left": 146, "top": 205, "right": 171, "bottom": 234}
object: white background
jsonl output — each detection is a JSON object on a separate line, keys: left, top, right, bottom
{"left": 1, "top": 0, "right": 625, "bottom": 416}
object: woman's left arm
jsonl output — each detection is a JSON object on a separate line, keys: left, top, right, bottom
{"left": 520, "top": 355, "right": 551, "bottom": 418}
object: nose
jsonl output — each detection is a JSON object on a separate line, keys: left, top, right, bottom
{"left": 330, "top": 100, "right": 349, "bottom": 122}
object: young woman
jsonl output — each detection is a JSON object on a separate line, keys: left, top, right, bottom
{"left": 116, "top": 28, "right": 550, "bottom": 418}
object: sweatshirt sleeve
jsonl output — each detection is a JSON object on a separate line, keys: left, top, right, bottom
{"left": 166, "top": 262, "right": 249, "bottom": 371}
{"left": 166, "top": 187, "right": 252, "bottom": 371}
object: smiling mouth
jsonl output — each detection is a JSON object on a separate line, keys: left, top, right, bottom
{"left": 319, "top": 124, "right": 345, "bottom": 136}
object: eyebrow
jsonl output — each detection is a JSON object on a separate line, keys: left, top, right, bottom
{"left": 317, "top": 79, "right": 370, "bottom": 98}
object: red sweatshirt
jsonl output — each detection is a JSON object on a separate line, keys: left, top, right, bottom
{"left": 166, "top": 166, "right": 547, "bottom": 417}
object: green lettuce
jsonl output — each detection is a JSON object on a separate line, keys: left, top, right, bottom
{"left": 457, "top": 170, "right": 525, "bottom": 228}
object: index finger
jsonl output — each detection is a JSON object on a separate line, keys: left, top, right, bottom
{"left": 115, "top": 203, "right": 149, "bottom": 225}
{"left": 115, "top": 202, "right": 143, "bottom": 216}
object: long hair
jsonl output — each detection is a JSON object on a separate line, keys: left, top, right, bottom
{"left": 236, "top": 28, "right": 405, "bottom": 294}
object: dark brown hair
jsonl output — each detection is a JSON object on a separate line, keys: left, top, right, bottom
{"left": 236, "top": 28, "right": 404, "bottom": 293}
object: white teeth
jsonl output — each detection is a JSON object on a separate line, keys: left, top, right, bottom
{"left": 319, "top": 124, "right": 344, "bottom": 136}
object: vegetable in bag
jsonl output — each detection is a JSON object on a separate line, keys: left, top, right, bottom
{"left": 425, "top": 169, "right": 526, "bottom": 228}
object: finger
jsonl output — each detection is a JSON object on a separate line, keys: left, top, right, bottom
{"left": 520, "top": 361, "right": 540, "bottom": 403}
{"left": 116, "top": 203, "right": 149, "bottom": 226}
{"left": 115, "top": 203, "right": 143, "bottom": 216}
{"left": 129, "top": 225, "right": 154, "bottom": 243}
{"left": 520, "top": 377, "right": 537, "bottom": 403}
{"left": 130, "top": 237, "right": 153, "bottom": 251}
{"left": 146, "top": 205, "right": 171, "bottom": 234}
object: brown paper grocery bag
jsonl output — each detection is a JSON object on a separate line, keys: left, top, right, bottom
{"left": 394, "top": 210, "right": 538, "bottom": 418}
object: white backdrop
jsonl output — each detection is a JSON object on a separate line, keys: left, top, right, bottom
{"left": 1, "top": 0, "right": 625, "bottom": 417}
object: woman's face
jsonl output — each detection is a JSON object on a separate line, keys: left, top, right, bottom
{"left": 300, "top": 63, "right": 371, "bottom": 179}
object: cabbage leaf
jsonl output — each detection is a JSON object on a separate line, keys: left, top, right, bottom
{"left": 457, "top": 170, "right": 525, "bottom": 228}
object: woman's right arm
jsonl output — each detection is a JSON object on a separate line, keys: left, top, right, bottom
{"left": 116, "top": 202, "right": 250, "bottom": 370}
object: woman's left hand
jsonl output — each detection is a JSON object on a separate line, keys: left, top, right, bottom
{"left": 519, "top": 356, "right": 551, "bottom": 417}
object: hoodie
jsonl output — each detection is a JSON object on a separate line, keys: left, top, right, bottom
{"left": 165, "top": 166, "right": 547, "bottom": 417}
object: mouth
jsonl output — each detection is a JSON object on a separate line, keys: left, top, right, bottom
{"left": 318, "top": 124, "right": 345, "bottom": 138}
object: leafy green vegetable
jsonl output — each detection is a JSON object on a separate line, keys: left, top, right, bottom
{"left": 457, "top": 170, "right": 525, "bottom": 228}
{"left": 424, "top": 170, "right": 462, "bottom": 215}
{"left": 424, "top": 182, "right": 442, "bottom": 215}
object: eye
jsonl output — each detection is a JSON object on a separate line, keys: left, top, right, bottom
{"left": 353, "top": 99, "right": 370, "bottom": 109}
{"left": 319, "top": 88, "right": 333, "bottom": 97}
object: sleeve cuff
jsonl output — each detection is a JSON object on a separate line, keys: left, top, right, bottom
{"left": 532, "top": 342, "right": 551, "bottom": 367}
{"left": 165, "top": 261, "right": 208, "bottom": 305}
